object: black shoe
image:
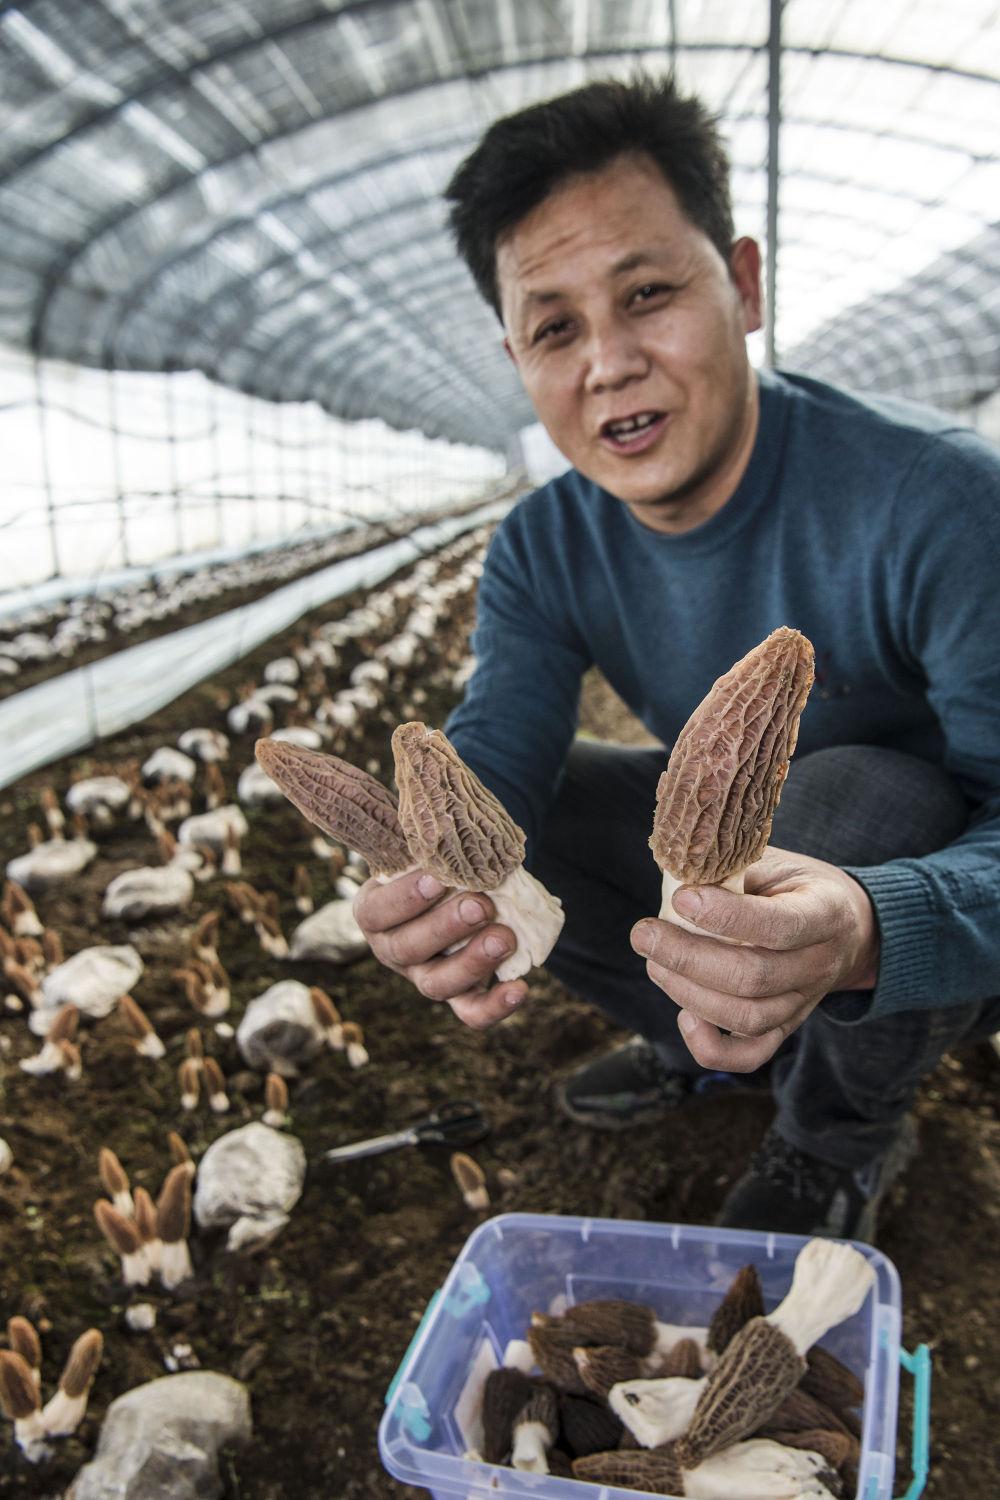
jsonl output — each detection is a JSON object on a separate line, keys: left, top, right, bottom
{"left": 717, "top": 1119, "right": 918, "bottom": 1241}
{"left": 556, "top": 1037, "right": 694, "bottom": 1130}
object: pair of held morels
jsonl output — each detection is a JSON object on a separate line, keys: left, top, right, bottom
{"left": 481, "top": 1237, "right": 871, "bottom": 1497}
{"left": 256, "top": 626, "right": 815, "bottom": 976}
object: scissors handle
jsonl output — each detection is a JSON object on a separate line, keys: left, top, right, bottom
{"left": 323, "top": 1127, "right": 419, "bottom": 1162}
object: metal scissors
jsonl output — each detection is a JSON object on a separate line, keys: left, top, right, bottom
{"left": 321, "top": 1098, "right": 489, "bottom": 1163}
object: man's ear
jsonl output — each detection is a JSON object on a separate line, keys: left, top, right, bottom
{"left": 729, "top": 237, "right": 763, "bottom": 335}
{"left": 502, "top": 334, "right": 518, "bottom": 367}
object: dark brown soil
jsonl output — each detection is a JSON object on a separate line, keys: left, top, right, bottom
{"left": 0, "top": 552, "right": 997, "bottom": 1499}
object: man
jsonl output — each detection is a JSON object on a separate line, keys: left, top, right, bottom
{"left": 353, "top": 75, "right": 1000, "bottom": 1239}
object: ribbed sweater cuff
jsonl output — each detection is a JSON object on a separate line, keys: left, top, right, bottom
{"left": 842, "top": 860, "right": 939, "bottom": 1016}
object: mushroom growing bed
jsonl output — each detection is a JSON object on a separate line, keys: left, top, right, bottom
{"left": 0, "top": 533, "right": 997, "bottom": 1499}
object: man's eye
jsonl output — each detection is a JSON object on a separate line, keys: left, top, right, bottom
{"left": 633, "top": 283, "right": 670, "bottom": 304}
{"left": 534, "top": 318, "right": 572, "bottom": 344}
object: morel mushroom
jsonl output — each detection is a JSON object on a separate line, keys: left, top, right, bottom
{"left": 676, "top": 1239, "right": 874, "bottom": 1469}
{"left": 510, "top": 1384, "right": 559, "bottom": 1472}
{"left": 0, "top": 1349, "right": 47, "bottom": 1456}
{"left": 40, "top": 1328, "right": 103, "bottom": 1436}
{"left": 649, "top": 628, "right": 814, "bottom": 930}
{"left": 254, "top": 739, "right": 411, "bottom": 877}
{"left": 391, "top": 722, "right": 563, "bottom": 981}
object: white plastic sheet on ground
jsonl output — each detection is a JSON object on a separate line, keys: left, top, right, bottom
{"left": 0, "top": 502, "right": 506, "bottom": 791}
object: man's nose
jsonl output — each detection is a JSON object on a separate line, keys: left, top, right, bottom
{"left": 583, "top": 317, "right": 648, "bottom": 393}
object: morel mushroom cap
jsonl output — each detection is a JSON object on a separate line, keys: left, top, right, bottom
{"left": 537, "top": 1299, "right": 659, "bottom": 1356}
{"left": 801, "top": 1344, "right": 865, "bottom": 1412}
{"left": 41, "top": 1328, "right": 103, "bottom": 1437}
{"left": 650, "top": 627, "right": 815, "bottom": 885}
{"left": 6, "top": 1319, "right": 41, "bottom": 1386}
{"left": 480, "top": 1367, "right": 537, "bottom": 1465}
{"left": 0, "top": 1349, "right": 47, "bottom": 1450}
{"left": 572, "top": 1444, "right": 685, "bottom": 1493}
{"left": 573, "top": 1344, "right": 646, "bottom": 1400}
{"left": 254, "top": 739, "right": 410, "bottom": 877}
{"left": 707, "top": 1263, "right": 765, "bottom": 1356}
{"left": 558, "top": 1393, "right": 624, "bottom": 1459}
{"left": 675, "top": 1317, "right": 806, "bottom": 1468}
{"left": 391, "top": 722, "right": 524, "bottom": 892}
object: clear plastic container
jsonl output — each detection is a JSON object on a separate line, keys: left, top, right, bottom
{"left": 379, "top": 1212, "right": 908, "bottom": 1500}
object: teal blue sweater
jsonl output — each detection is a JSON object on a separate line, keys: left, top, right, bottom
{"left": 446, "top": 370, "right": 1000, "bottom": 1020}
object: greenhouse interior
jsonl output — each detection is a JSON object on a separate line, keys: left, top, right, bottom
{"left": 0, "top": 2, "right": 998, "bottom": 1497}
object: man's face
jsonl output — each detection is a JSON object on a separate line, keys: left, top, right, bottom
{"left": 497, "top": 154, "right": 763, "bottom": 534}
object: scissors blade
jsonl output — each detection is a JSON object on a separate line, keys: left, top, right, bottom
{"left": 323, "top": 1126, "right": 419, "bottom": 1162}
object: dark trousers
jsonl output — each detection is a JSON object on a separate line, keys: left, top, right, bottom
{"left": 529, "top": 740, "right": 1000, "bottom": 1169}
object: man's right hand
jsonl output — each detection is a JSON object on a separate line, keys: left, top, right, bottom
{"left": 352, "top": 870, "right": 528, "bottom": 1030}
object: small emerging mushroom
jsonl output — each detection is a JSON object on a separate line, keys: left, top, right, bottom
{"left": 450, "top": 1150, "right": 490, "bottom": 1212}
{"left": 133, "top": 1186, "right": 162, "bottom": 1275}
{"left": 203, "top": 1057, "right": 230, "bottom": 1114}
{"left": 98, "top": 1146, "right": 134, "bottom": 1218}
{"left": 178, "top": 1057, "right": 201, "bottom": 1111}
{"left": 20, "top": 1003, "right": 80, "bottom": 1077}
{"left": 119, "top": 993, "right": 166, "bottom": 1059}
{"left": 40, "top": 1328, "right": 103, "bottom": 1437}
{"left": 0, "top": 1349, "right": 47, "bottom": 1457}
{"left": 341, "top": 1019, "right": 368, "bottom": 1069}
{"left": 156, "top": 1164, "right": 194, "bottom": 1290}
{"left": 262, "top": 1073, "right": 289, "bottom": 1127}
{"left": 93, "top": 1200, "right": 150, "bottom": 1286}
{"left": 649, "top": 628, "right": 814, "bottom": 932}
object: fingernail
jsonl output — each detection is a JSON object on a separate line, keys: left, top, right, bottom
{"left": 460, "top": 898, "right": 486, "bottom": 925}
{"left": 502, "top": 989, "right": 524, "bottom": 1009}
{"left": 678, "top": 1011, "right": 696, "bottom": 1036}
{"left": 673, "top": 888, "right": 702, "bottom": 918}
{"left": 418, "top": 875, "right": 444, "bottom": 899}
{"left": 632, "top": 922, "right": 654, "bottom": 955}
{"left": 484, "top": 934, "right": 510, "bottom": 959}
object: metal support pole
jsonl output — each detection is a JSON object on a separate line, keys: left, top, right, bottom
{"left": 164, "top": 370, "right": 183, "bottom": 557}
{"left": 106, "top": 368, "right": 131, "bottom": 568}
{"left": 33, "top": 356, "right": 61, "bottom": 580}
{"left": 765, "top": 0, "right": 783, "bottom": 369}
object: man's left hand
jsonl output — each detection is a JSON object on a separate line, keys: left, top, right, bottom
{"left": 630, "top": 846, "right": 880, "bottom": 1072}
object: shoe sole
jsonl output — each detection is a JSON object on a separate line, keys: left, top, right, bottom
{"left": 555, "top": 1073, "right": 772, "bottom": 1132}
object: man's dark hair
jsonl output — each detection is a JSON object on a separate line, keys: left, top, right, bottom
{"left": 445, "top": 74, "right": 735, "bottom": 320}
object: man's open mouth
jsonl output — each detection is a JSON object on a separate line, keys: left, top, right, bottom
{"left": 600, "top": 411, "right": 666, "bottom": 450}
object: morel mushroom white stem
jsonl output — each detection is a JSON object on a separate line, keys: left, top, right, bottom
{"left": 609, "top": 1374, "right": 706, "bottom": 1447}
{"left": 510, "top": 1385, "right": 559, "bottom": 1472}
{"left": 650, "top": 628, "right": 814, "bottom": 932}
{"left": 392, "top": 723, "right": 564, "bottom": 982}
{"left": 40, "top": 1328, "right": 103, "bottom": 1437}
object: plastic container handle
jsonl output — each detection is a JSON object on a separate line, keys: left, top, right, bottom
{"left": 896, "top": 1343, "right": 931, "bottom": 1500}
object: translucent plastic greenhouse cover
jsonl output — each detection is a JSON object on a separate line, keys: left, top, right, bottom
{"left": 2, "top": 0, "right": 1000, "bottom": 451}
{"left": 0, "top": 500, "right": 503, "bottom": 791}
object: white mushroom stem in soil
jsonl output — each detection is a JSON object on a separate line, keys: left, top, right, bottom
{"left": 41, "top": 1328, "right": 103, "bottom": 1437}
